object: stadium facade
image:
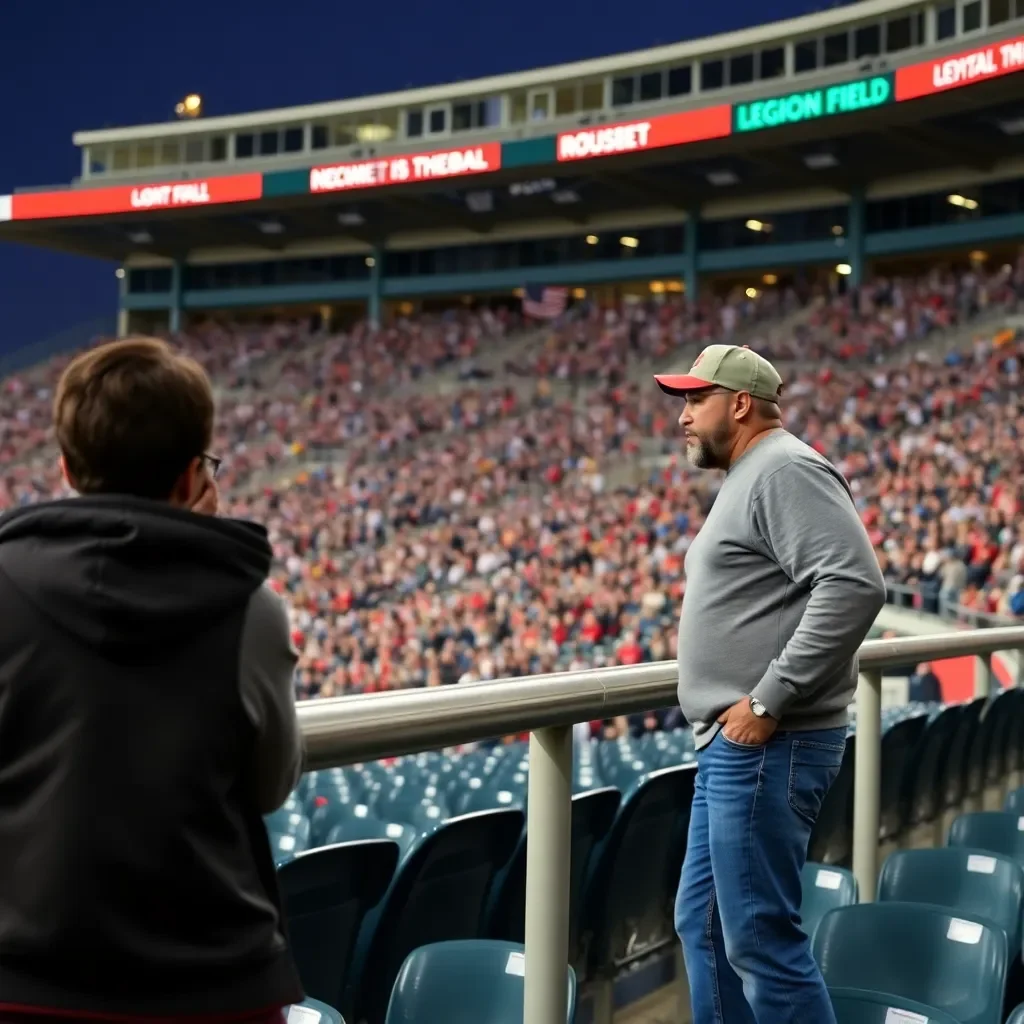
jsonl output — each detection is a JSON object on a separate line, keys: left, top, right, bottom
{"left": 0, "top": 0, "right": 1022, "bottom": 335}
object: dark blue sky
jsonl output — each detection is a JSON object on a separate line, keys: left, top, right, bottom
{"left": 0, "top": 0, "right": 823, "bottom": 352}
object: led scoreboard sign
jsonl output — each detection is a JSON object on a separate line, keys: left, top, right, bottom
{"left": 733, "top": 75, "right": 893, "bottom": 133}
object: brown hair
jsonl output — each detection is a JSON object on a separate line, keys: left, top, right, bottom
{"left": 54, "top": 337, "right": 215, "bottom": 500}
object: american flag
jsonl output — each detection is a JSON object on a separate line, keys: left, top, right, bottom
{"left": 522, "top": 284, "right": 569, "bottom": 320}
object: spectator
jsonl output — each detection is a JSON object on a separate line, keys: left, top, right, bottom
{"left": 0, "top": 338, "right": 303, "bottom": 1023}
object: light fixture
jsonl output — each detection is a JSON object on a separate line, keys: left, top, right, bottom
{"left": 115, "top": 268, "right": 126, "bottom": 280}
{"left": 745, "top": 287, "right": 759, "bottom": 299}
{"left": 650, "top": 281, "right": 666, "bottom": 294}
{"left": 666, "top": 280, "right": 684, "bottom": 293}
{"left": 762, "top": 273, "right": 778, "bottom": 285}
{"left": 552, "top": 189, "right": 580, "bottom": 204}
{"left": 804, "top": 152, "right": 839, "bottom": 169}
{"left": 706, "top": 169, "right": 739, "bottom": 187}
{"left": 836, "top": 263, "right": 853, "bottom": 276}
{"left": 620, "top": 236, "right": 639, "bottom": 248}
{"left": 745, "top": 219, "right": 765, "bottom": 232}
{"left": 969, "top": 250, "right": 988, "bottom": 262}
{"left": 356, "top": 124, "right": 393, "bottom": 143}
{"left": 338, "top": 211, "right": 365, "bottom": 226}
{"left": 127, "top": 229, "right": 153, "bottom": 245}
{"left": 258, "top": 220, "right": 284, "bottom": 235}
{"left": 365, "top": 256, "right": 376, "bottom": 268}
{"left": 175, "top": 93, "right": 203, "bottom": 119}
{"left": 947, "top": 194, "right": 979, "bottom": 211}
{"left": 572, "top": 287, "right": 586, "bottom": 299}
{"left": 832, "top": 224, "right": 845, "bottom": 236}
{"left": 585, "top": 234, "right": 599, "bottom": 245}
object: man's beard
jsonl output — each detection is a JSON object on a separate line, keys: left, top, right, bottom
{"left": 685, "top": 426, "right": 731, "bottom": 470}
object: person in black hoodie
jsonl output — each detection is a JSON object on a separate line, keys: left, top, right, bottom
{"left": 0, "top": 338, "right": 304, "bottom": 1023}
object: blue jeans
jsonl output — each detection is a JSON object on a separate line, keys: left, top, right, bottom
{"left": 675, "top": 727, "right": 846, "bottom": 1024}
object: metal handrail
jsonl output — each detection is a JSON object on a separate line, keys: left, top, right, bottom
{"left": 294, "top": 624, "right": 1024, "bottom": 1024}
{"left": 296, "top": 626, "right": 1024, "bottom": 768}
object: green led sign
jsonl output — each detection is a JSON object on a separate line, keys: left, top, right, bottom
{"left": 733, "top": 74, "right": 893, "bottom": 133}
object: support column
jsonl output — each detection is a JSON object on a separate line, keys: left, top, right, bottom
{"left": 852, "top": 669, "right": 882, "bottom": 902}
{"left": 169, "top": 259, "right": 183, "bottom": 335}
{"left": 368, "top": 245, "right": 383, "bottom": 327}
{"left": 116, "top": 268, "right": 129, "bottom": 338}
{"left": 847, "top": 187, "right": 865, "bottom": 288}
{"left": 684, "top": 207, "right": 700, "bottom": 302}
{"left": 523, "top": 725, "right": 572, "bottom": 1024}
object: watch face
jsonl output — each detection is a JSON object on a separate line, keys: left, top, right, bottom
{"left": 750, "top": 698, "right": 766, "bottom": 717}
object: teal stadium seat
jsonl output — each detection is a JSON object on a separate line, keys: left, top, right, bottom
{"left": 800, "top": 863, "right": 858, "bottom": 945}
{"left": 326, "top": 818, "right": 418, "bottom": 860}
{"left": 948, "top": 811, "right": 1024, "bottom": 868}
{"left": 904, "top": 704, "right": 962, "bottom": 844}
{"left": 384, "top": 940, "right": 575, "bottom": 1024}
{"left": 878, "top": 714, "right": 930, "bottom": 846}
{"left": 828, "top": 987, "right": 962, "bottom": 1024}
{"left": 348, "top": 808, "right": 524, "bottom": 1024}
{"left": 485, "top": 787, "right": 620, "bottom": 949}
{"left": 808, "top": 737, "right": 856, "bottom": 865}
{"left": 288, "top": 998, "right": 345, "bottom": 1023}
{"left": 1008, "top": 1004, "right": 1024, "bottom": 1024}
{"left": 812, "top": 903, "right": 1008, "bottom": 1024}
{"left": 878, "top": 847, "right": 1024, "bottom": 960}
{"left": 579, "top": 764, "right": 697, "bottom": 979}
{"left": 278, "top": 840, "right": 398, "bottom": 1012}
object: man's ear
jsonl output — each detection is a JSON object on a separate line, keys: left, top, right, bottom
{"left": 58, "top": 454, "right": 77, "bottom": 492}
{"left": 168, "top": 456, "right": 204, "bottom": 508}
{"left": 733, "top": 391, "right": 754, "bottom": 421}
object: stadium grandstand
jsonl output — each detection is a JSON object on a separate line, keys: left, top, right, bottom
{"left": 3, "top": 0, "right": 1024, "bottom": 1020}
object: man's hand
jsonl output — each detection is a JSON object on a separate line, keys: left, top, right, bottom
{"left": 718, "top": 698, "right": 778, "bottom": 746}
{"left": 191, "top": 478, "right": 219, "bottom": 516}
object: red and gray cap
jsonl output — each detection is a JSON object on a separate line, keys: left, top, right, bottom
{"left": 654, "top": 344, "right": 783, "bottom": 402}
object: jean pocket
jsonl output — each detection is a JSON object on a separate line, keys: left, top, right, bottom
{"left": 719, "top": 731, "right": 768, "bottom": 751}
{"left": 788, "top": 738, "right": 845, "bottom": 825}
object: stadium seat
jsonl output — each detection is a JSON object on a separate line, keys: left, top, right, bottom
{"left": 579, "top": 764, "right": 697, "bottom": 978}
{"left": 349, "top": 808, "right": 525, "bottom": 1024}
{"left": 828, "top": 987, "right": 962, "bottom": 1024}
{"left": 800, "top": 863, "right": 857, "bottom": 945}
{"left": 384, "top": 940, "right": 576, "bottom": 1023}
{"left": 325, "top": 818, "right": 418, "bottom": 861}
{"left": 278, "top": 839, "right": 399, "bottom": 1012}
{"left": 878, "top": 847, "right": 1024, "bottom": 960}
{"left": 948, "top": 811, "right": 1024, "bottom": 867}
{"left": 1008, "top": 1004, "right": 1024, "bottom": 1024}
{"left": 485, "top": 786, "right": 620, "bottom": 948}
{"left": 812, "top": 903, "right": 1008, "bottom": 1024}
{"left": 808, "top": 739, "right": 856, "bottom": 866}
{"left": 879, "top": 714, "right": 929, "bottom": 847}
{"left": 288, "top": 998, "right": 345, "bottom": 1024}
{"left": 903, "top": 704, "right": 962, "bottom": 846}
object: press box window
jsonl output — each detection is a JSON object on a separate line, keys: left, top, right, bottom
{"left": 855, "top": 24, "right": 881, "bottom": 57}
{"left": 936, "top": 4, "right": 956, "bottom": 39}
{"left": 406, "top": 111, "right": 424, "bottom": 138}
{"left": 700, "top": 59, "right": 724, "bottom": 90}
{"left": 283, "top": 127, "right": 304, "bottom": 153}
{"left": 794, "top": 39, "right": 818, "bottom": 73}
{"left": 823, "top": 32, "right": 850, "bottom": 66}
{"left": 639, "top": 71, "right": 663, "bottom": 101}
{"left": 885, "top": 16, "right": 911, "bottom": 52}
{"left": 311, "top": 125, "right": 328, "bottom": 149}
{"left": 962, "top": 0, "right": 982, "bottom": 31}
{"left": 259, "top": 131, "right": 279, "bottom": 156}
{"left": 612, "top": 76, "right": 635, "bottom": 105}
{"left": 666, "top": 65, "right": 691, "bottom": 96}
{"left": 989, "top": 0, "right": 1012, "bottom": 25}
{"left": 730, "top": 53, "right": 754, "bottom": 85}
{"left": 759, "top": 47, "right": 784, "bottom": 79}
{"left": 236, "top": 134, "right": 255, "bottom": 158}
{"left": 429, "top": 109, "right": 447, "bottom": 133}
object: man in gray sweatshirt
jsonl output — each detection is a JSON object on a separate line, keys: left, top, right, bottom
{"left": 654, "top": 344, "right": 885, "bottom": 1024}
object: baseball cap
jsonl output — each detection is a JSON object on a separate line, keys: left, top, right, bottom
{"left": 654, "top": 344, "right": 783, "bottom": 402}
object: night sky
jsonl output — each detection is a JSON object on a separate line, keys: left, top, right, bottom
{"left": 0, "top": 0, "right": 826, "bottom": 354}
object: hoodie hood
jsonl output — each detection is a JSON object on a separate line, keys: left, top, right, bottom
{"left": 0, "top": 497, "right": 272, "bottom": 655}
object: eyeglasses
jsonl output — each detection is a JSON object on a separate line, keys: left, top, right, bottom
{"left": 201, "top": 452, "right": 222, "bottom": 479}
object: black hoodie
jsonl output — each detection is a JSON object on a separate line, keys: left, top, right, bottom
{"left": 0, "top": 496, "right": 304, "bottom": 1018}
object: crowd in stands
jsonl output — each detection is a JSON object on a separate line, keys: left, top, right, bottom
{"left": 2, "top": 260, "right": 1024, "bottom": 698}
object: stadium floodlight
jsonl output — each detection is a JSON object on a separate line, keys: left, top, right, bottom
{"left": 115, "top": 268, "right": 126, "bottom": 280}
{"left": 585, "top": 234, "right": 599, "bottom": 245}
{"left": 835, "top": 263, "right": 853, "bottom": 276}
{"left": 619, "top": 236, "right": 639, "bottom": 248}
{"left": 745, "top": 287, "right": 759, "bottom": 298}
{"left": 745, "top": 219, "right": 765, "bottom": 232}
{"left": 174, "top": 93, "right": 203, "bottom": 119}
{"left": 365, "top": 256, "right": 376, "bottom": 268}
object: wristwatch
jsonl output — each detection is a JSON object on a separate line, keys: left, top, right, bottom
{"left": 749, "top": 697, "right": 769, "bottom": 718}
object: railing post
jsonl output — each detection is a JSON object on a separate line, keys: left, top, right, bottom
{"left": 853, "top": 669, "right": 882, "bottom": 902}
{"left": 975, "top": 652, "right": 993, "bottom": 698}
{"left": 523, "top": 725, "right": 573, "bottom": 1024}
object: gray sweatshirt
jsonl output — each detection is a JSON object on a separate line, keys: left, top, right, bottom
{"left": 677, "top": 430, "right": 886, "bottom": 748}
